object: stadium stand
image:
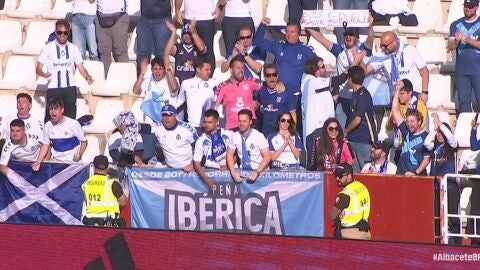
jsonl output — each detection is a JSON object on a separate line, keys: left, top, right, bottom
{"left": 41, "top": 0, "right": 73, "bottom": 20}
{"left": 6, "top": 0, "right": 51, "bottom": 19}
{"left": 397, "top": 0, "right": 443, "bottom": 34}
{"left": 12, "top": 21, "right": 55, "bottom": 55}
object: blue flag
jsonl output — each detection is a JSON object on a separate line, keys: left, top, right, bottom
{"left": 0, "top": 162, "right": 89, "bottom": 225}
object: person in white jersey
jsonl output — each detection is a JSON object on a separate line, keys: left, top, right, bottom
{"left": 0, "top": 119, "right": 42, "bottom": 176}
{"left": 33, "top": 99, "right": 88, "bottom": 171}
{"left": 1, "top": 93, "right": 43, "bottom": 140}
{"left": 36, "top": 19, "right": 94, "bottom": 123}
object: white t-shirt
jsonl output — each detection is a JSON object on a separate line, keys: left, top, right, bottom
{"left": 184, "top": 0, "right": 216, "bottom": 20}
{"left": 38, "top": 41, "right": 83, "bottom": 89}
{"left": 336, "top": 45, "right": 370, "bottom": 99}
{"left": 108, "top": 131, "right": 144, "bottom": 152}
{"left": 42, "top": 117, "right": 87, "bottom": 162}
{"left": 1, "top": 114, "right": 43, "bottom": 140}
{"left": 72, "top": 0, "right": 97, "bottom": 15}
{"left": 0, "top": 134, "right": 42, "bottom": 165}
{"left": 181, "top": 76, "right": 216, "bottom": 127}
{"left": 225, "top": 0, "right": 252, "bottom": 17}
{"left": 153, "top": 121, "right": 198, "bottom": 169}
{"left": 229, "top": 128, "right": 268, "bottom": 170}
{"left": 369, "top": 41, "right": 426, "bottom": 93}
{"left": 143, "top": 76, "right": 185, "bottom": 122}
{"left": 300, "top": 74, "right": 335, "bottom": 139}
{"left": 97, "top": 0, "right": 126, "bottom": 14}
{"left": 193, "top": 129, "right": 233, "bottom": 169}
{"left": 267, "top": 132, "right": 303, "bottom": 167}
{"left": 361, "top": 161, "right": 397, "bottom": 174}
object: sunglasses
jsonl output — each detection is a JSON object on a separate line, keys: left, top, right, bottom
{"left": 56, "top": 31, "right": 69, "bottom": 36}
{"left": 265, "top": 73, "right": 278, "bottom": 78}
{"left": 239, "top": 35, "right": 252, "bottom": 40}
{"left": 380, "top": 40, "right": 394, "bottom": 50}
{"left": 328, "top": 126, "right": 339, "bottom": 132}
{"left": 280, "top": 118, "right": 291, "bottom": 123}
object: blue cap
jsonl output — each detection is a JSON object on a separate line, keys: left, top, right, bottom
{"left": 161, "top": 104, "right": 176, "bottom": 116}
{"left": 465, "top": 0, "right": 479, "bottom": 8}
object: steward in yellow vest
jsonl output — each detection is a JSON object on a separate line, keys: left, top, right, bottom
{"left": 82, "top": 155, "right": 127, "bottom": 227}
{"left": 331, "top": 163, "right": 371, "bottom": 240}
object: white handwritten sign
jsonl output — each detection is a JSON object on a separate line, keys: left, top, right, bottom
{"left": 301, "top": 10, "right": 369, "bottom": 28}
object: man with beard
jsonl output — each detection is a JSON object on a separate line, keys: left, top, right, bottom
{"left": 361, "top": 141, "right": 397, "bottom": 174}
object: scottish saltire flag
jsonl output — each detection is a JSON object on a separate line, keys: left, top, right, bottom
{"left": 0, "top": 162, "right": 89, "bottom": 225}
{"left": 128, "top": 167, "right": 325, "bottom": 237}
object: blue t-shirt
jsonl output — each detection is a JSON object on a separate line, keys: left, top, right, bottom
{"left": 396, "top": 122, "right": 429, "bottom": 175}
{"left": 256, "top": 85, "right": 296, "bottom": 136}
{"left": 449, "top": 17, "right": 480, "bottom": 75}
{"left": 429, "top": 142, "right": 457, "bottom": 177}
{"left": 346, "top": 87, "right": 377, "bottom": 144}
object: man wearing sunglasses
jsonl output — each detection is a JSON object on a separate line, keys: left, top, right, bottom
{"left": 447, "top": 0, "right": 480, "bottom": 114}
{"left": 36, "top": 19, "right": 94, "bottom": 123}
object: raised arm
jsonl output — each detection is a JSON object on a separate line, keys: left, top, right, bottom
{"left": 306, "top": 28, "right": 333, "bottom": 51}
{"left": 189, "top": 20, "right": 206, "bottom": 54}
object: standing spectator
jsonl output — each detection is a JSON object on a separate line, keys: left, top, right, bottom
{"left": 365, "top": 31, "right": 429, "bottom": 104}
{"left": 221, "top": 24, "right": 266, "bottom": 80}
{"left": 424, "top": 112, "right": 460, "bottom": 245}
{"left": 256, "top": 64, "right": 295, "bottom": 136}
{"left": 33, "top": 99, "right": 88, "bottom": 170}
{"left": 175, "top": 0, "right": 219, "bottom": 71}
{"left": 268, "top": 112, "right": 303, "bottom": 169}
{"left": 469, "top": 113, "right": 480, "bottom": 246}
{"left": 215, "top": 57, "right": 262, "bottom": 131}
{"left": 332, "top": 0, "right": 369, "bottom": 43}
{"left": 108, "top": 126, "right": 145, "bottom": 166}
{"left": 95, "top": 0, "right": 129, "bottom": 74}
{"left": 181, "top": 58, "right": 216, "bottom": 132}
{"left": 255, "top": 17, "right": 317, "bottom": 121}
{"left": 447, "top": 0, "right": 480, "bottom": 113}
{"left": 288, "top": 0, "right": 319, "bottom": 24}
{"left": 220, "top": 0, "right": 255, "bottom": 60}
{"left": 68, "top": 0, "right": 99, "bottom": 60}
{"left": 1, "top": 93, "right": 43, "bottom": 139}
{"left": 344, "top": 66, "right": 377, "bottom": 172}
{"left": 0, "top": 119, "right": 42, "bottom": 176}
{"left": 391, "top": 85, "right": 430, "bottom": 176}
{"left": 165, "top": 21, "right": 207, "bottom": 85}
{"left": 227, "top": 109, "right": 271, "bottom": 183}
{"left": 36, "top": 19, "right": 94, "bottom": 123}
{"left": 314, "top": 118, "right": 355, "bottom": 172}
{"left": 133, "top": 57, "right": 181, "bottom": 124}
{"left": 361, "top": 141, "right": 397, "bottom": 174}
{"left": 152, "top": 104, "right": 198, "bottom": 172}
{"left": 193, "top": 109, "right": 233, "bottom": 188}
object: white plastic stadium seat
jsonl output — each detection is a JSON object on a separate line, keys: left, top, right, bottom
{"left": 130, "top": 99, "right": 145, "bottom": 122}
{"left": 416, "top": 37, "right": 447, "bottom": 64}
{"left": 104, "top": 141, "right": 112, "bottom": 162}
{"left": 0, "top": 94, "right": 18, "bottom": 119}
{"left": 82, "top": 135, "right": 101, "bottom": 163}
{"left": 30, "top": 95, "right": 46, "bottom": 122}
{"left": 377, "top": 116, "right": 390, "bottom": 142}
{"left": 426, "top": 74, "right": 455, "bottom": 110}
{"left": 12, "top": 21, "right": 55, "bottom": 55}
{"left": 0, "top": 20, "right": 22, "bottom": 53}
{"left": 0, "top": 55, "right": 36, "bottom": 90}
{"left": 0, "top": 0, "right": 18, "bottom": 16}
{"left": 42, "top": 0, "right": 73, "bottom": 20}
{"left": 308, "top": 34, "right": 337, "bottom": 68}
{"left": 75, "top": 60, "right": 106, "bottom": 95}
{"left": 128, "top": 28, "right": 137, "bottom": 61}
{"left": 251, "top": 0, "right": 264, "bottom": 28}
{"left": 454, "top": 112, "right": 478, "bottom": 148}
{"left": 91, "top": 63, "right": 136, "bottom": 96}
{"left": 6, "top": 0, "right": 51, "bottom": 19}
{"left": 82, "top": 99, "right": 125, "bottom": 134}
{"left": 76, "top": 98, "right": 91, "bottom": 118}
{"left": 397, "top": 0, "right": 443, "bottom": 34}
{"left": 435, "top": 0, "right": 464, "bottom": 35}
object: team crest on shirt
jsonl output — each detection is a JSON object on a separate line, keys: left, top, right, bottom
{"left": 250, "top": 143, "right": 255, "bottom": 150}
{"left": 276, "top": 96, "right": 282, "bottom": 103}
{"left": 280, "top": 51, "right": 284, "bottom": 56}
{"left": 236, "top": 97, "right": 244, "bottom": 108}
{"left": 243, "top": 84, "right": 249, "bottom": 91}
{"left": 179, "top": 50, "right": 184, "bottom": 55}
{"left": 297, "top": 54, "right": 303, "bottom": 60}
{"left": 61, "top": 50, "right": 66, "bottom": 57}
{"left": 204, "top": 82, "right": 209, "bottom": 88}
{"left": 176, "top": 134, "right": 181, "bottom": 140}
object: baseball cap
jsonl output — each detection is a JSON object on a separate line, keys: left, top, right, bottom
{"left": 93, "top": 155, "right": 109, "bottom": 170}
{"left": 161, "top": 104, "right": 176, "bottom": 116}
{"left": 343, "top": 27, "right": 359, "bottom": 37}
{"left": 373, "top": 141, "right": 391, "bottom": 155}
{"left": 465, "top": 0, "right": 479, "bottom": 8}
{"left": 333, "top": 163, "right": 353, "bottom": 178}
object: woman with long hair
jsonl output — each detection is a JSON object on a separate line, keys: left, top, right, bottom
{"left": 267, "top": 112, "right": 303, "bottom": 169}
{"left": 314, "top": 117, "right": 355, "bottom": 171}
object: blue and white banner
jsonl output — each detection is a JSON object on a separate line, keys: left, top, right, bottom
{"left": 0, "top": 162, "right": 89, "bottom": 225}
{"left": 128, "top": 168, "right": 325, "bottom": 237}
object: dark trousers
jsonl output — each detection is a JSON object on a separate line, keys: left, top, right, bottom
{"left": 468, "top": 179, "right": 480, "bottom": 246}
{"left": 305, "top": 127, "right": 322, "bottom": 170}
{"left": 434, "top": 178, "right": 461, "bottom": 245}
{"left": 186, "top": 19, "right": 216, "bottom": 72}
{"left": 288, "top": 0, "right": 320, "bottom": 23}
{"left": 45, "top": 87, "right": 77, "bottom": 123}
{"left": 221, "top": 16, "right": 255, "bottom": 58}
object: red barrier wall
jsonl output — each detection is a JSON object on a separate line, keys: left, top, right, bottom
{"left": 0, "top": 224, "right": 477, "bottom": 269}
{"left": 324, "top": 173, "right": 435, "bottom": 243}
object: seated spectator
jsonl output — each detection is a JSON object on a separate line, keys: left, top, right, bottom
{"left": 227, "top": 109, "right": 271, "bottom": 183}
{"left": 215, "top": 57, "right": 262, "bottom": 131}
{"left": 0, "top": 119, "right": 42, "bottom": 175}
{"left": 33, "top": 99, "right": 88, "bottom": 171}
{"left": 193, "top": 109, "right": 233, "bottom": 188}
{"left": 221, "top": 24, "right": 266, "bottom": 80}
{"left": 369, "top": 0, "right": 418, "bottom": 26}
{"left": 391, "top": 85, "right": 430, "bottom": 176}
{"left": 268, "top": 112, "right": 303, "bottom": 169}
{"left": 108, "top": 126, "right": 145, "bottom": 166}
{"left": 361, "top": 141, "right": 397, "bottom": 174}
{"left": 256, "top": 64, "right": 295, "bottom": 136}
{"left": 1, "top": 93, "right": 43, "bottom": 140}
{"left": 314, "top": 118, "right": 355, "bottom": 171}
{"left": 165, "top": 21, "right": 207, "bottom": 84}
{"left": 133, "top": 57, "right": 182, "bottom": 124}
{"left": 152, "top": 104, "right": 198, "bottom": 172}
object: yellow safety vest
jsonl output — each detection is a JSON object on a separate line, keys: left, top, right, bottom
{"left": 81, "top": 174, "right": 120, "bottom": 218}
{"left": 339, "top": 180, "right": 370, "bottom": 227}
